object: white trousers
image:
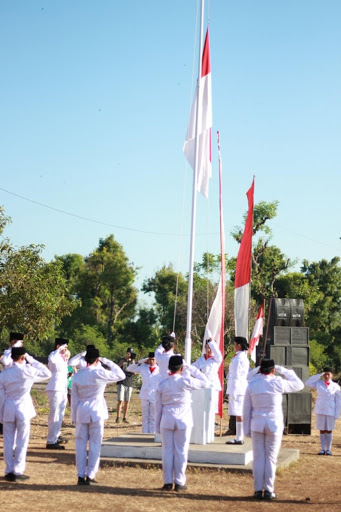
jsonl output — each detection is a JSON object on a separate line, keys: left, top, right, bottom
{"left": 3, "top": 418, "right": 30, "bottom": 475}
{"left": 161, "top": 426, "right": 191, "bottom": 486}
{"left": 47, "top": 391, "right": 67, "bottom": 444}
{"left": 251, "top": 428, "right": 282, "bottom": 493}
{"left": 141, "top": 399, "right": 155, "bottom": 433}
{"left": 75, "top": 420, "right": 104, "bottom": 479}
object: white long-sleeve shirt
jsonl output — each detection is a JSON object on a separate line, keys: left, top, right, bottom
{"left": 155, "top": 344, "right": 177, "bottom": 379}
{"left": 192, "top": 340, "right": 223, "bottom": 391}
{"left": 71, "top": 359, "right": 125, "bottom": 424}
{"left": 126, "top": 362, "right": 160, "bottom": 401}
{"left": 305, "top": 373, "right": 341, "bottom": 418}
{"left": 243, "top": 366, "right": 304, "bottom": 436}
{"left": 226, "top": 350, "right": 250, "bottom": 397}
{"left": 68, "top": 351, "right": 87, "bottom": 369}
{"left": 155, "top": 365, "right": 210, "bottom": 433}
{"left": 0, "top": 358, "right": 51, "bottom": 422}
{"left": 1, "top": 347, "right": 14, "bottom": 369}
{"left": 46, "top": 348, "right": 68, "bottom": 392}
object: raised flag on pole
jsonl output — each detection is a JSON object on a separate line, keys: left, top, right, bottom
{"left": 234, "top": 178, "right": 255, "bottom": 339}
{"left": 183, "top": 28, "right": 212, "bottom": 198}
{"left": 249, "top": 303, "right": 264, "bottom": 362}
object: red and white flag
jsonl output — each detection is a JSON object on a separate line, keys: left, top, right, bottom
{"left": 183, "top": 28, "right": 212, "bottom": 198}
{"left": 234, "top": 178, "right": 255, "bottom": 339}
{"left": 249, "top": 303, "right": 264, "bottom": 362}
{"left": 203, "top": 132, "right": 225, "bottom": 417}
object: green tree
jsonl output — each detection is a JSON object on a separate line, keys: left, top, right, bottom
{"left": 231, "top": 200, "right": 293, "bottom": 302}
{"left": 301, "top": 257, "right": 341, "bottom": 333}
{"left": 58, "top": 235, "right": 138, "bottom": 345}
{"left": 0, "top": 244, "right": 78, "bottom": 351}
{"left": 142, "top": 264, "right": 187, "bottom": 334}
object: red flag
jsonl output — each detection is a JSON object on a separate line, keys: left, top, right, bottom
{"left": 249, "top": 303, "right": 264, "bottom": 362}
{"left": 183, "top": 28, "right": 212, "bottom": 198}
{"left": 234, "top": 178, "right": 254, "bottom": 338}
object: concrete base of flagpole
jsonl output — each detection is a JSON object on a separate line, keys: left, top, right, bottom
{"left": 100, "top": 433, "right": 300, "bottom": 471}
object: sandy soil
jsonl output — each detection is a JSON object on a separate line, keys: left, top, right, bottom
{"left": 0, "top": 385, "right": 341, "bottom": 512}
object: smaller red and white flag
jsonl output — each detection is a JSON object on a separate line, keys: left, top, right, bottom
{"left": 249, "top": 303, "right": 264, "bottom": 362}
{"left": 183, "top": 28, "right": 212, "bottom": 198}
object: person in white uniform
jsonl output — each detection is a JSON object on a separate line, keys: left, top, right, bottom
{"left": 226, "top": 336, "right": 250, "bottom": 445}
{"left": 71, "top": 347, "right": 125, "bottom": 485}
{"left": 46, "top": 338, "right": 69, "bottom": 449}
{"left": 127, "top": 352, "right": 160, "bottom": 434}
{"left": 305, "top": 367, "right": 341, "bottom": 455}
{"left": 192, "top": 337, "right": 223, "bottom": 414}
{"left": 0, "top": 346, "right": 51, "bottom": 482}
{"left": 1, "top": 332, "right": 25, "bottom": 369}
{"left": 68, "top": 344, "right": 96, "bottom": 370}
{"left": 243, "top": 358, "right": 304, "bottom": 500}
{"left": 155, "top": 355, "right": 210, "bottom": 492}
{"left": 155, "top": 333, "right": 178, "bottom": 379}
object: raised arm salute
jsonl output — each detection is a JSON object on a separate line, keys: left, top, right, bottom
{"left": 71, "top": 347, "right": 124, "bottom": 485}
{"left": 305, "top": 368, "right": 341, "bottom": 455}
{"left": 0, "top": 346, "right": 51, "bottom": 482}
{"left": 243, "top": 359, "right": 304, "bottom": 500}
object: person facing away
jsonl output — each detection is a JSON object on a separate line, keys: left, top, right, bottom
{"left": 155, "top": 333, "right": 178, "bottom": 379}
{"left": 1, "top": 332, "right": 25, "bottom": 369}
{"left": 155, "top": 354, "right": 210, "bottom": 492}
{"left": 243, "top": 358, "right": 304, "bottom": 500}
{"left": 0, "top": 346, "right": 51, "bottom": 482}
{"left": 45, "top": 337, "right": 69, "bottom": 450}
{"left": 305, "top": 367, "right": 341, "bottom": 455}
{"left": 68, "top": 344, "right": 96, "bottom": 370}
{"left": 71, "top": 347, "right": 125, "bottom": 485}
{"left": 127, "top": 351, "right": 160, "bottom": 434}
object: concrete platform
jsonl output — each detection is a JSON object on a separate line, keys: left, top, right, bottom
{"left": 101, "top": 432, "right": 252, "bottom": 466}
{"left": 101, "top": 432, "right": 300, "bottom": 473}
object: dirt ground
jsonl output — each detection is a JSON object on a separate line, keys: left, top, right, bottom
{"left": 1, "top": 385, "right": 341, "bottom": 512}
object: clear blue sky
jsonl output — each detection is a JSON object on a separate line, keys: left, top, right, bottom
{"left": 0, "top": 0, "right": 340, "bottom": 301}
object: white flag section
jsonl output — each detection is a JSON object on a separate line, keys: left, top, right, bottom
{"left": 234, "top": 283, "right": 250, "bottom": 339}
{"left": 249, "top": 303, "right": 264, "bottom": 362}
{"left": 202, "top": 275, "right": 223, "bottom": 352}
{"left": 183, "top": 29, "right": 212, "bottom": 198}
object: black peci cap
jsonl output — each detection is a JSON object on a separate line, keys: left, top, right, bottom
{"left": 85, "top": 347, "right": 100, "bottom": 362}
{"left": 260, "top": 358, "right": 275, "bottom": 371}
{"left": 168, "top": 354, "right": 183, "bottom": 371}
{"left": 10, "top": 332, "right": 24, "bottom": 341}
{"left": 11, "top": 346, "right": 26, "bottom": 358}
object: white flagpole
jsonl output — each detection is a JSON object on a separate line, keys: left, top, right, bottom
{"left": 184, "top": 0, "right": 205, "bottom": 365}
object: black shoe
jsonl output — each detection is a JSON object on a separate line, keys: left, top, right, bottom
{"left": 253, "top": 491, "right": 263, "bottom": 500}
{"left": 46, "top": 443, "right": 65, "bottom": 450}
{"left": 87, "top": 477, "right": 99, "bottom": 485}
{"left": 14, "top": 474, "right": 30, "bottom": 481}
{"left": 77, "top": 477, "right": 90, "bottom": 486}
{"left": 5, "top": 472, "right": 16, "bottom": 482}
{"left": 223, "top": 429, "right": 236, "bottom": 436}
{"left": 122, "top": 418, "right": 129, "bottom": 424}
{"left": 174, "top": 484, "right": 187, "bottom": 492}
{"left": 161, "top": 483, "right": 173, "bottom": 491}
{"left": 225, "top": 439, "right": 244, "bottom": 445}
{"left": 264, "top": 491, "right": 278, "bottom": 500}
{"left": 57, "top": 436, "right": 69, "bottom": 444}
{"left": 318, "top": 450, "right": 325, "bottom": 455}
